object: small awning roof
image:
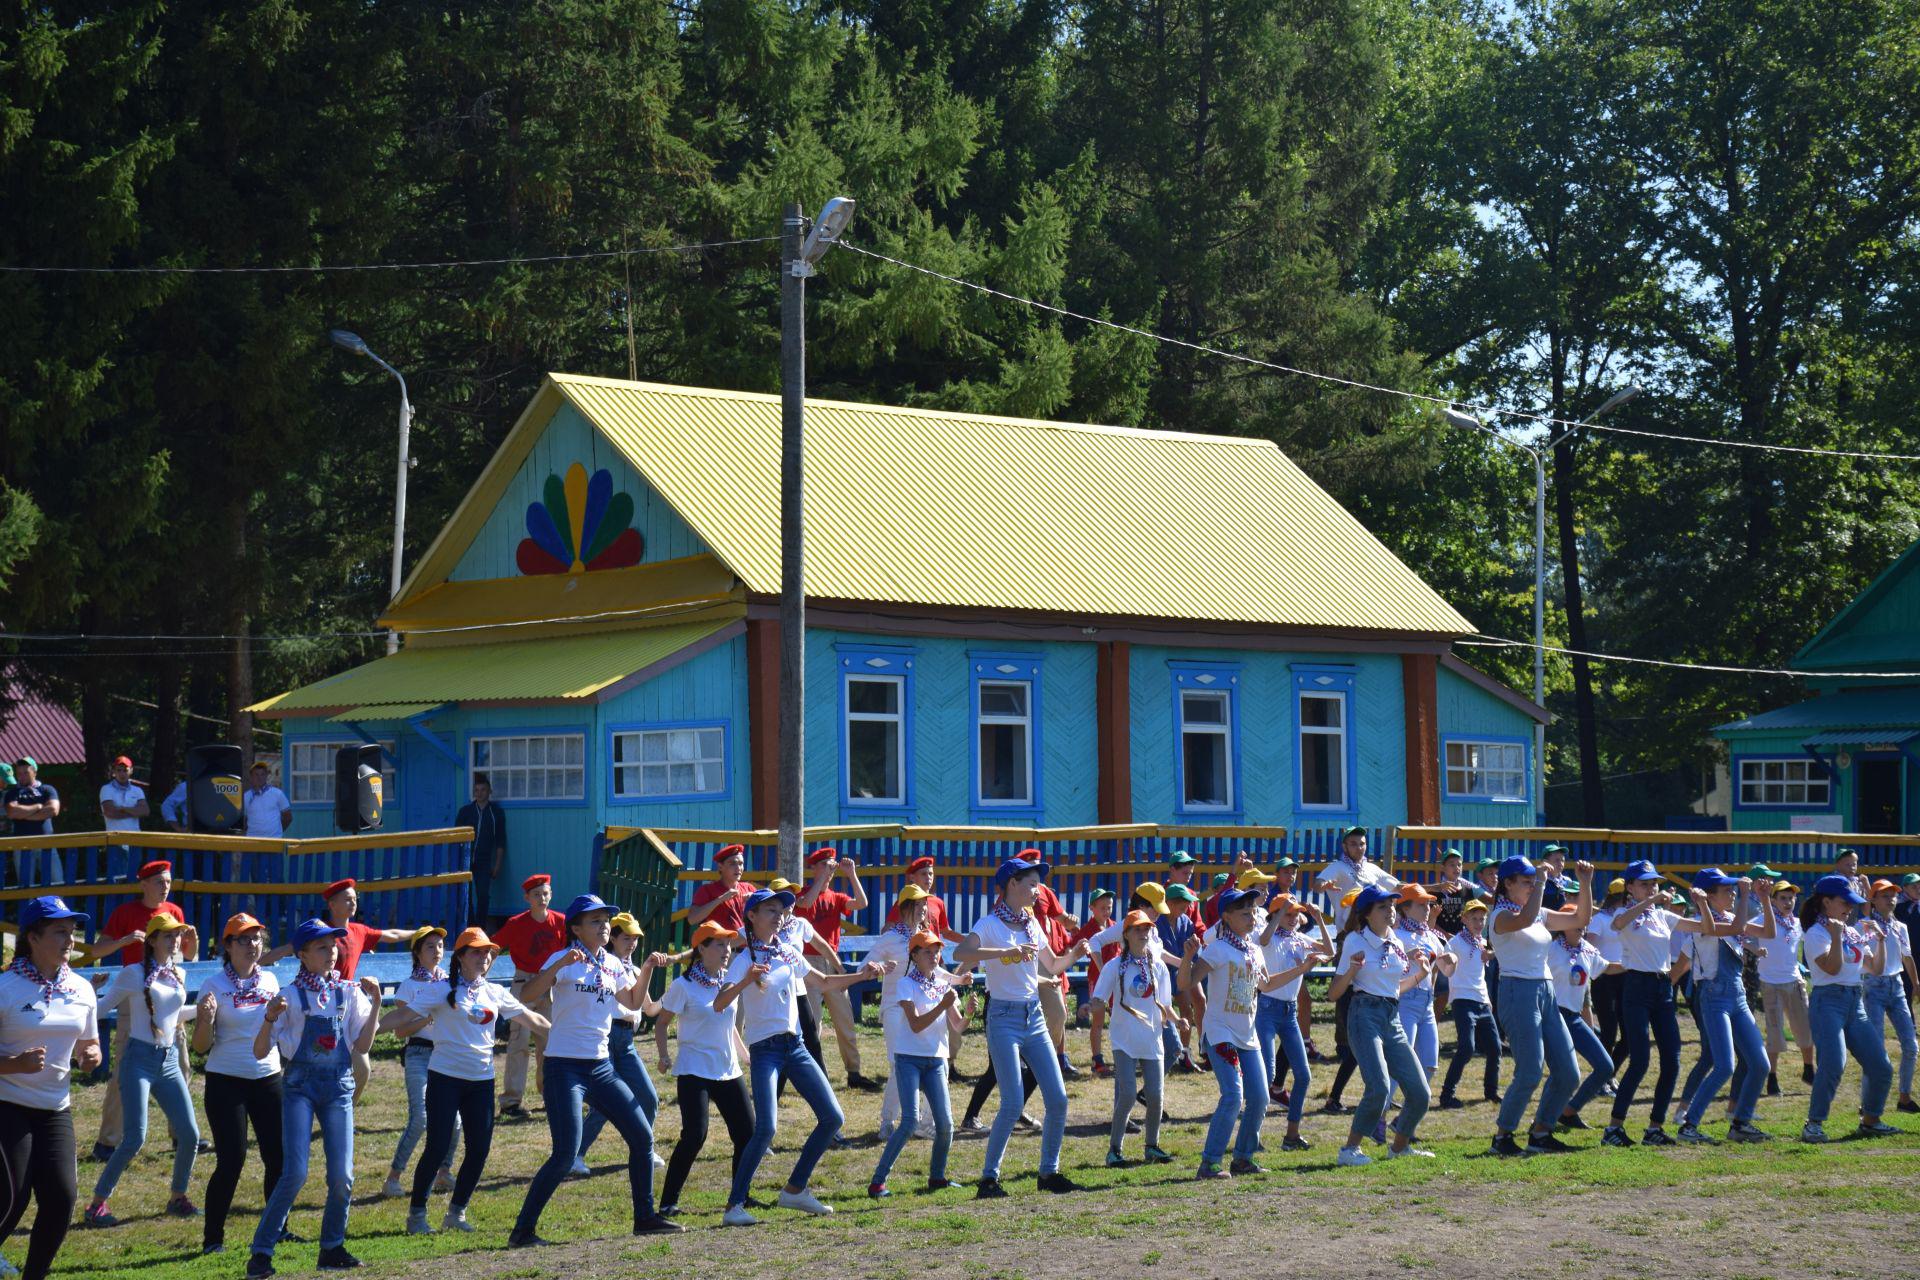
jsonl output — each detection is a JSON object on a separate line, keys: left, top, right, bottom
{"left": 247, "top": 618, "right": 739, "bottom": 715}
{"left": 1717, "top": 686, "right": 1920, "bottom": 736}
{"left": 1800, "top": 729, "right": 1920, "bottom": 749}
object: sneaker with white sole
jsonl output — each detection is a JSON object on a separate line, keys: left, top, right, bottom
{"left": 441, "top": 1208, "right": 474, "bottom": 1233}
{"left": 381, "top": 1177, "right": 405, "bottom": 1200}
{"left": 777, "top": 1188, "right": 833, "bottom": 1215}
{"left": 1676, "top": 1124, "right": 1717, "bottom": 1145}
{"left": 1384, "top": 1145, "right": 1436, "bottom": 1158}
{"left": 722, "top": 1205, "right": 758, "bottom": 1227}
{"left": 1336, "top": 1145, "right": 1372, "bottom": 1167}
{"left": 651, "top": 1151, "right": 666, "bottom": 1169}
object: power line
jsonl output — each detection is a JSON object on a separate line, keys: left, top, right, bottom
{"left": 835, "top": 240, "right": 1920, "bottom": 464}
{"left": 1460, "top": 634, "right": 1920, "bottom": 679}
{"left": 0, "top": 236, "right": 780, "bottom": 276}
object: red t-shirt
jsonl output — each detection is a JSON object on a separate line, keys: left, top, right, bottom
{"left": 1200, "top": 888, "right": 1227, "bottom": 930}
{"left": 104, "top": 900, "right": 187, "bottom": 966}
{"left": 1069, "top": 917, "right": 1122, "bottom": 983}
{"left": 493, "top": 909, "right": 570, "bottom": 975}
{"left": 795, "top": 888, "right": 855, "bottom": 951}
{"left": 332, "top": 920, "right": 384, "bottom": 980}
{"left": 886, "top": 894, "right": 951, "bottom": 938}
{"left": 690, "top": 880, "right": 748, "bottom": 935}
{"left": 1033, "top": 884, "right": 1072, "bottom": 993}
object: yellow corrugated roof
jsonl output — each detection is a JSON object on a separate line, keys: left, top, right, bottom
{"left": 248, "top": 619, "right": 737, "bottom": 714}
{"left": 539, "top": 376, "right": 1470, "bottom": 635}
{"left": 325, "top": 703, "right": 444, "bottom": 723}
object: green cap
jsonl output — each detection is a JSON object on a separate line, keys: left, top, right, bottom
{"left": 1339, "top": 825, "right": 1366, "bottom": 841}
{"left": 1211, "top": 872, "right": 1230, "bottom": 887}
{"left": 0, "top": 762, "right": 13, "bottom": 786}
{"left": 1837, "top": 847, "right": 1859, "bottom": 860}
{"left": 1901, "top": 873, "right": 1920, "bottom": 887}
{"left": 1474, "top": 857, "right": 1501, "bottom": 873}
{"left": 12, "top": 756, "right": 35, "bottom": 771}
{"left": 1441, "top": 847, "right": 1465, "bottom": 861}
{"left": 1089, "top": 887, "right": 1113, "bottom": 902}
{"left": 1669, "top": 892, "right": 1689, "bottom": 909}
{"left": 1540, "top": 843, "right": 1569, "bottom": 857}
{"left": 1273, "top": 856, "right": 1297, "bottom": 869}
{"left": 1165, "top": 850, "right": 1196, "bottom": 866}
{"left": 1164, "top": 884, "right": 1198, "bottom": 903}
{"left": 1747, "top": 863, "right": 1781, "bottom": 880}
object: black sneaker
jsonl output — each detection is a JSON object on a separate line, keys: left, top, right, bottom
{"left": 508, "top": 1231, "right": 554, "bottom": 1248}
{"left": 1765, "top": 1072, "right": 1781, "bottom": 1097}
{"left": 277, "top": 1229, "right": 306, "bottom": 1245}
{"left": 1641, "top": 1126, "right": 1675, "bottom": 1147}
{"left": 1727, "top": 1120, "right": 1771, "bottom": 1143}
{"left": 1483, "top": 1091, "right": 1504, "bottom": 1105}
{"left": 1801, "top": 1062, "right": 1816, "bottom": 1084}
{"left": 1601, "top": 1125, "right": 1635, "bottom": 1148}
{"left": 1558, "top": 1113, "right": 1591, "bottom": 1131}
{"left": 1058, "top": 1059, "right": 1083, "bottom": 1080}
{"left": 316, "top": 1246, "right": 363, "bottom": 1271}
{"left": 846, "top": 1073, "right": 884, "bottom": 1093}
{"left": 1899, "top": 1097, "right": 1920, "bottom": 1114}
{"left": 246, "top": 1254, "right": 276, "bottom": 1279}
{"left": 1321, "top": 1100, "right": 1348, "bottom": 1115}
{"left": 1228, "top": 1158, "right": 1264, "bottom": 1176}
{"left": 1436, "top": 1095, "right": 1465, "bottom": 1110}
{"left": 1036, "top": 1172, "right": 1083, "bottom": 1194}
{"left": 1489, "top": 1134, "right": 1529, "bottom": 1157}
{"left": 498, "top": 1103, "right": 529, "bottom": 1120}
{"left": 974, "top": 1178, "right": 1007, "bottom": 1199}
{"left": 202, "top": 1243, "right": 226, "bottom": 1257}
{"left": 1525, "top": 1132, "right": 1574, "bottom": 1154}
{"left": 633, "top": 1212, "right": 683, "bottom": 1235}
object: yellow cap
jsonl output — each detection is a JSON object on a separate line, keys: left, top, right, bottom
{"left": 1340, "top": 887, "right": 1363, "bottom": 908}
{"left": 896, "top": 883, "right": 931, "bottom": 903}
{"left": 1133, "top": 881, "right": 1172, "bottom": 915}
{"left": 407, "top": 925, "right": 447, "bottom": 948}
{"left": 1236, "top": 868, "right": 1277, "bottom": 890}
{"left": 610, "top": 912, "right": 644, "bottom": 937}
{"left": 767, "top": 878, "right": 800, "bottom": 894}
{"left": 144, "top": 913, "right": 190, "bottom": 936}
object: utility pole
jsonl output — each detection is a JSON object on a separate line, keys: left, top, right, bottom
{"left": 777, "top": 202, "right": 808, "bottom": 885}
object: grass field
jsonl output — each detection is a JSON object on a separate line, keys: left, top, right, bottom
{"left": 37, "top": 993, "right": 1920, "bottom": 1280}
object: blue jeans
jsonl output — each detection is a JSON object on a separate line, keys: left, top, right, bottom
{"left": 734, "top": 1033, "right": 842, "bottom": 1204}
{"left": 252, "top": 1061, "right": 353, "bottom": 1255}
{"left": 580, "top": 1023, "right": 659, "bottom": 1156}
{"left": 981, "top": 999, "right": 1068, "bottom": 1181}
{"left": 390, "top": 1041, "right": 457, "bottom": 1175}
{"left": 515, "top": 1055, "right": 655, "bottom": 1237}
{"left": 1397, "top": 985, "right": 1439, "bottom": 1074}
{"left": 1559, "top": 1009, "right": 1617, "bottom": 1116}
{"left": 1610, "top": 970, "right": 1681, "bottom": 1127}
{"left": 1808, "top": 984, "right": 1893, "bottom": 1123}
{"left": 94, "top": 1038, "right": 198, "bottom": 1199}
{"left": 1255, "top": 997, "right": 1311, "bottom": 1125}
{"left": 1348, "top": 992, "right": 1428, "bottom": 1143}
{"left": 1441, "top": 999, "right": 1500, "bottom": 1099}
{"left": 870, "top": 1054, "right": 951, "bottom": 1186}
{"left": 1864, "top": 975, "right": 1917, "bottom": 1098}
{"left": 1495, "top": 976, "right": 1577, "bottom": 1135}
{"left": 1683, "top": 991, "right": 1768, "bottom": 1125}
{"left": 1202, "top": 1037, "right": 1267, "bottom": 1167}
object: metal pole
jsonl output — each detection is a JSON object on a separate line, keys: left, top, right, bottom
{"left": 777, "top": 202, "right": 807, "bottom": 884}
{"left": 1533, "top": 452, "right": 1547, "bottom": 820}
{"left": 387, "top": 375, "right": 412, "bottom": 655}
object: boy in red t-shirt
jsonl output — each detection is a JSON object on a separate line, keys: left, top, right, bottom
{"left": 1068, "top": 889, "right": 1121, "bottom": 1077}
{"left": 492, "top": 873, "right": 568, "bottom": 1116}
{"left": 795, "top": 847, "right": 876, "bottom": 1089}
{"left": 687, "top": 843, "right": 751, "bottom": 935}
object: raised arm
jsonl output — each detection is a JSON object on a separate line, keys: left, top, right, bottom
{"left": 842, "top": 860, "right": 869, "bottom": 911}
{"left": 518, "top": 948, "right": 582, "bottom": 1005}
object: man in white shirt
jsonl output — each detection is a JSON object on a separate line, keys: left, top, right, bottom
{"left": 1314, "top": 827, "right": 1401, "bottom": 929}
{"left": 159, "top": 775, "right": 189, "bottom": 831}
{"left": 99, "top": 755, "right": 148, "bottom": 835}
{"left": 242, "top": 762, "right": 292, "bottom": 838}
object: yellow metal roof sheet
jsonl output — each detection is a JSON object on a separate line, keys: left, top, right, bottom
{"left": 325, "top": 703, "right": 444, "bottom": 723}
{"left": 378, "top": 554, "right": 739, "bottom": 644}
{"left": 248, "top": 618, "right": 735, "bottom": 714}
{"left": 546, "top": 376, "right": 1471, "bottom": 635}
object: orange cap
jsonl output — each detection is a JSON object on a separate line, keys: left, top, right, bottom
{"left": 1267, "top": 893, "right": 1302, "bottom": 916}
{"left": 1871, "top": 878, "right": 1900, "bottom": 896}
{"left": 222, "top": 912, "right": 266, "bottom": 940}
{"left": 909, "top": 929, "right": 943, "bottom": 952}
{"left": 1398, "top": 883, "right": 1437, "bottom": 903}
{"left": 690, "top": 920, "right": 737, "bottom": 950}
{"left": 452, "top": 926, "right": 500, "bottom": 953}
{"left": 1122, "top": 908, "right": 1157, "bottom": 931}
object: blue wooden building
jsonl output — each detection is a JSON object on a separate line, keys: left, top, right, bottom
{"left": 251, "top": 377, "right": 1545, "bottom": 910}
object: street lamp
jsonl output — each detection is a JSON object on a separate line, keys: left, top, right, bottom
{"left": 328, "top": 329, "right": 415, "bottom": 655}
{"left": 777, "top": 197, "right": 856, "bottom": 882}
{"left": 1446, "top": 384, "right": 1640, "bottom": 817}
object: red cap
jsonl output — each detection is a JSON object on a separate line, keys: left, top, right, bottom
{"left": 112, "top": 755, "right": 133, "bottom": 769}
{"left": 906, "top": 856, "right": 935, "bottom": 873}
{"left": 322, "top": 878, "right": 355, "bottom": 900}
{"left": 137, "top": 860, "right": 172, "bottom": 880}
{"left": 806, "top": 848, "right": 837, "bottom": 867}
{"left": 522, "top": 873, "right": 551, "bottom": 892}
{"left": 715, "top": 843, "right": 747, "bottom": 863}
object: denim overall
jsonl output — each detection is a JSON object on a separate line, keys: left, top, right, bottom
{"left": 253, "top": 983, "right": 355, "bottom": 1256}
{"left": 1683, "top": 931, "right": 1768, "bottom": 1126}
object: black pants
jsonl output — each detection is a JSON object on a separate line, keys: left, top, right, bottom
{"left": 1326, "top": 989, "right": 1357, "bottom": 1103}
{"left": 1441, "top": 999, "right": 1502, "bottom": 1099}
{"left": 661, "top": 1075, "right": 753, "bottom": 1208}
{"left": 964, "top": 1057, "right": 1037, "bottom": 1123}
{"left": 1591, "top": 971, "right": 1625, "bottom": 1060}
{"left": 411, "top": 1072, "right": 493, "bottom": 1211}
{"left": 202, "top": 1070, "right": 285, "bottom": 1250}
{"left": 0, "top": 1100, "right": 77, "bottom": 1280}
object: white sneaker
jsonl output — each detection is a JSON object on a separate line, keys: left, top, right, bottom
{"left": 380, "top": 1176, "right": 405, "bottom": 1199}
{"left": 722, "top": 1205, "right": 758, "bottom": 1227}
{"left": 1336, "top": 1145, "right": 1372, "bottom": 1167}
{"left": 1384, "top": 1145, "right": 1436, "bottom": 1159}
{"left": 777, "top": 1188, "right": 834, "bottom": 1215}
{"left": 915, "top": 1120, "right": 936, "bottom": 1139}
{"left": 651, "top": 1151, "right": 666, "bottom": 1169}
{"left": 569, "top": 1158, "right": 590, "bottom": 1177}
{"left": 441, "top": 1207, "right": 475, "bottom": 1233}
{"left": 876, "top": 1122, "right": 894, "bottom": 1144}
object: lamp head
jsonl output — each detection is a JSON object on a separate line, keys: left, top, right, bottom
{"left": 1593, "top": 384, "right": 1643, "bottom": 418}
{"left": 327, "top": 329, "right": 369, "bottom": 357}
{"left": 798, "top": 196, "right": 857, "bottom": 268}
{"left": 1443, "top": 407, "right": 1483, "bottom": 432}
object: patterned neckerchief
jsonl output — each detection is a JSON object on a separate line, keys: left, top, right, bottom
{"left": 222, "top": 960, "right": 266, "bottom": 1005}
{"left": 145, "top": 958, "right": 184, "bottom": 992}
{"left": 990, "top": 901, "right": 1038, "bottom": 943}
{"left": 292, "top": 968, "right": 340, "bottom": 999}
{"left": 905, "top": 964, "right": 950, "bottom": 1000}
{"left": 684, "top": 959, "right": 723, "bottom": 989}
{"left": 411, "top": 965, "right": 447, "bottom": 984}
{"left": 745, "top": 927, "right": 800, "bottom": 969}
{"left": 8, "top": 956, "right": 70, "bottom": 1006}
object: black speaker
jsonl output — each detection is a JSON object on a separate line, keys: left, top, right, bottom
{"left": 334, "top": 744, "right": 384, "bottom": 832}
{"left": 187, "top": 745, "right": 245, "bottom": 834}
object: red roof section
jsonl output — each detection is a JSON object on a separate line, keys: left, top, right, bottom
{"left": 0, "top": 678, "right": 84, "bottom": 766}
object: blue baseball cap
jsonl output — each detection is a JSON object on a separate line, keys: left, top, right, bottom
{"left": 1215, "top": 887, "right": 1261, "bottom": 916}
{"left": 1810, "top": 874, "right": 1867, "bottom": 906}
{"left": 563, "top": 892, "right": 613, "bottom": 921}
{"left": 1350, "top": 884, "right": 1398, "bottom": 917}
{"left": 1624, "top": 860, "right": 1662, "bottom": 883}
{"left": 19, "top": 896, "right": 88, "bottom": 932}
{"left": 291, "top": 918, "right": 348, "bottom": 951}
{"left": 1497, "top": 855, "right": 1538, "bottom": 881}
{"left": 743, "top": 888, "right": 796, "bottom": 916}
{"left": 1692, "top": 867, "right": 1739, "bottom": 891}
{"left": 994, "top": 856, "right": 1049, "bottom": 889}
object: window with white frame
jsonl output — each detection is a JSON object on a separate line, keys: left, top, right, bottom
{"left": 611, "top": 725, "right": 726, "bottom": 800}
{"left": 287, "top": 740, "right": 395, "bottom": 805}
{"left": 846, "top": 676, "right": 905, "bottom": 803}
{"left": 1738, "top": 757, "right": 1831, "bottom": 807}
{"left": 1298, "top": 691, "right": 1349, "bottom": 809}
{"left": 471, "top": 733, "right": 585, "bottom": 802}
{"left": 1444, "top": 739, "right": 1528, "bottom": 801}
{"left": 977, "top": 680, "right": 1034, "bottom": 805}
{"left": 1179, "top": 688, "right": 1234, "bottom": 810}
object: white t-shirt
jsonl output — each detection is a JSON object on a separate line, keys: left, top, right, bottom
{"left": 1689, "top": 919, "right": 1745, "bottom": 984}
{"left": 202, "top": 966, "right": 282, "bottom": 1078}
{"left": 867, "top": 928, "right": 914, "bottom": 1047}
{"left": 407, "top": 979, "right": 526, "bottom": 1081}
{"left": 1614, "top": 905, "right": 1675, "bottom": 973}
{"left": 394, "top": 973, "right": 445, "bottom": 1043}
{"left": 1090, "top": 918, "right": 1167, "bottom": 962}
{"left": 608, "top": 955, "right": 644, "bottom": 1027}
{"left": 242, "top": 784, "right": 291, "bottom": 838}
{"left": 659, "top": 974, "right": 740, "bottom": 1081}
{"left": 0, "top": 967, "right": 99, "bottom": 1110}
{"left": 1393, "top": 922, "right": 1445, "bottom": 992}
{"left": 1869, "top": 916, "right": 1912, "bottom": 979}
{"left": 542, "top": 950, "right": 638, "bottom": 1059}
{"left": 1197, "top": 934, "right": 1264, "bottom": 1049}
{"left": 1258, "top": 930, "right": 1319, "bottom": 1003}
{"left": 268, "top": 978, "right": 373, "bottom": 1061}
{"left": 99, "top": 780, "right": 146, "bottom": 834}
{"left": 1489, "top": 905, "right": 1553, "bottom": 981}
{"left": 1317, "top": 858, "right": 1401, "bottom": 928}
{"left": 971, "top": 910, "right": 1044, "bottom": 1002}
{"left": 724, "top": 935, "right": 810, "bottom": 1046}
{"left": 1093, "top": 956, "right": 1171, "bottom": 1061}
{"left": 100, "top": 962, "right": 189, "bottom": 1045}
{"left": 1339, "top": 928, "right": 1412, "bottom": 1001}
{"left": 1548, "top": 938, "right": 1603, "bottom": 1013}
{"left": 1445, "top": 931, "right": 1490, "bottom": 1005}
{"left": 894, "top": 971, "right": 956, "bottom": 1058}
{"left": 1805, "top": 921, "right": 1870, "bottom": 987}
{"left": 1590, "top": 908, "right": 1624, "bottom": 966}
{"left": 1753, "top": 913, "right": 1805, "bottom": 986}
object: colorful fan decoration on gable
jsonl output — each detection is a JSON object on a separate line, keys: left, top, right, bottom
{"left": 516, "top": 462, "right": 645, "bottom": 575}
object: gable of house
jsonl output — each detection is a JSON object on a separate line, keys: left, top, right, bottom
{"left": 1793, "top": 540, "right": 1920, "bottom": 676}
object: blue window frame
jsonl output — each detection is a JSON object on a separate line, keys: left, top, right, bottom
{"left": 1292, "top": 665, "right": 1358, "bottom": 818}
{"left": 466, "top": 726, "right": 590, "bottom": 808}
{"left": 1732, "top": 755, "right": 1835, "bottom": 811}
{"left": 607, "top": 719, "right": 732, "bottom": 806}
{"left": 969, "top": 651, "right": 1045, "bottom": 819}
{"left": 1170, "top": 660, "right": 1242, "bottom": 817}
{"left": 836, "top": 643, "right": 916, "bottom": 818}
{"left": 1441, "top": 734, "right": 1530, "bottom": 805}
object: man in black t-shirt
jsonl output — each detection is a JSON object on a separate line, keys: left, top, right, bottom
{"left": 4, "top": 756, "right": 60, "bottom": 835}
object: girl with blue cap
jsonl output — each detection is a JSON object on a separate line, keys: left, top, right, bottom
{"left": 1800, "top": 875, "right": 1897, "bottom": 1142}
{"left": 1675, "top": 870, "right": 1775, "bottom": 1144}
{"left": 1487, "top": 854, "right": 1597, "bottom": 1157}
{"left": 1323, "top": 883, "right": 1436, "bottom": 1166}
{"left": 1601, "top": 860, "right": 1701, "bottom": 1148}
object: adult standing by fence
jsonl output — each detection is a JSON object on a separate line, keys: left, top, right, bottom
{"left": 454, "top": 774, "right": 506, "bottom": 929}
{"left": 85, "top": 860, "right": 192, "bottom": 1164}
{"left": 241, "top": 763, "right": 290, "bottom": 838}
{"left": 1315, "top": 827, "right": 1400, "bottom": 930}
{"left": 97, "top": 755, "right": 146, "bottom": 869}
{"left": 493, "top": 874, "right": 567, "bottom": 1120}
{"left": 796, "top": 848, "right": 875, "bottom": 1090}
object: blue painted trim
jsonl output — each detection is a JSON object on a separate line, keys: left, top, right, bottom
{"left": 967, "top": 650, "right": 1046, "bottom": 821}
{"left": 282, "top": 732, "right": 398, "bottom": 808}
{"left": 835, "top": 642, "right": 917, "bottom": 820}
{"left": 464, "top": 724, "right": 592, "bottom": 809}
{"left": 406, "top": 714, "right": 462, "bottom": 766}
{"left": 605, "top": 718, "right": 734, "bottom": 806}
{"left": 1439, "top": 733, "right": 1532, "bottom": 805}
{"left": 1731, "top": 753, "right": 1838, "bottom": 813}
{"left": 1290, "top": 664, "right": 1359, "bottom": 820}
{"left": 1169, "top": 659, "right": 1244, "bottom": 819}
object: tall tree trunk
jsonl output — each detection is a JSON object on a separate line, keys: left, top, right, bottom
{"left": 1550, "top": 338, "right": 1606, "bottom": 825}
{"left": 224, "top": 499, "right": 254, "bottom": 763}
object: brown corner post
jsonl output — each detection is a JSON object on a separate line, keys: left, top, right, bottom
{"left": 746, "top": 617, "right": 782, "bottom": 829}
{"left": 1401, "top": 653, "right": 1441, "bottom": 825}
{"left": 1097, "top": 640, "right": 1133, "bottom": 824}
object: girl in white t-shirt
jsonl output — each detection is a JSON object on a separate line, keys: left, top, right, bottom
{"left": 1753, "top": 881, "right": 1815, "bottom": 1090}
{"left": 1547, "top": 927, "right": 1615, "bottom": 1132}
{"left": 868, "top": 930, "right": 969, "bottom": 1197}
{"left": 377, "top": 927, "right": 455, "bottom": 1203}
{"left": 1488, "top": 857, "right": 1597, "bottom": 1157}
{"left": 1324, "top": 885, "right": 1435, "bottom": 1167}
{"left": 1094, "top": 910, "right": 1185, "bottom": 1166}
{"left": 1437, "top": 900, "right": 1501, "bottom": 1107}
{"left": 193, "top": 913, "right": 284, "bottom": 1255}
{"left": 0, "top": 896, "right": 102, "bottom": 1280}
{"left": 1864, "top": 881, "right": 1919, "bottom": 1114}
{"left": 84, "top": 912, "right": 200, "bottom": 1227}
{"left": 1253, "top": 895, "right": 1331, "bottom": 1149}
{"left": 644, "top": 921, "right": 755, "bottom": 1223}
{"left": 1800, "top": 876, "right": 1896, "bottom": 1141}
{"left": 577, "top": 913, "right": 662, "bottom": 1175}
{"left": 1391, "top": 886, "right": 1455, "bottom": 1106}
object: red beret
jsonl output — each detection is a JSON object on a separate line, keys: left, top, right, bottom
{"left": 137, "top": 860, "right": 172, "bottom": 880}
{"left": 715, "top": 843, "right": 747, "bottom": 862}
{"left": 522, "top": 873, "right": 551, "bottom": 892}
{"left": 322, "top": 878, "right": 355, "bottom": 899}
{"left": 906, "top": 856, "right": 935, "bottom": 873}
{"left": 806, "top": 848, "right": 837, "bottom": 867}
